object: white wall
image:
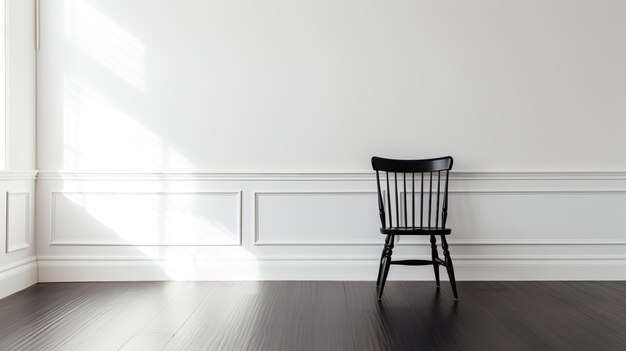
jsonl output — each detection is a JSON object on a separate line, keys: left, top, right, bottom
{"left": 6, "top": 0, "right": 36, "bottom": 170}
{"left": 0, "top": 0, "right": 38, "bottom": 298}
{"left": 37, "top": 0, "right": 626, "bottom": 173}
{"left": 36, "top": 0, "right": 626, "bottom": 281}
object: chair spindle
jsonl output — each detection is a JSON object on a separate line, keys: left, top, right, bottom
{"left": 436, "top": 171, "right": 441, "bottom": 229}
{"left": 420, "top": 173, "right": 424, "bottom": 228}
{"left": 403, "top": 173, "right": 407, "bottom": 228}
{"left": 428, "top": 172, "right": 432, "bottom": 229}
{"left": 394, "top": 172, "right": 400, "bottom": 227}
{"left": 386, "top": 172, "right": 392, "bottom": 227}
{"left": 443, "top": 170, "right": 450, "bottom": 227}
{"left": 411, "top": 173, "right": 415, "bottom": 229}
{"left": 376, "top": 171, "right": 385, "bottom": 227}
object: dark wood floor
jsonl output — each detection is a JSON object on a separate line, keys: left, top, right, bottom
{"left": 0, "top": 281, "right": 625, "bottom": 350}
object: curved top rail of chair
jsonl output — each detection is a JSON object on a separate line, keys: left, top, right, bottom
{"left": 371, "top": 156, "right": 453, "bottom": 172}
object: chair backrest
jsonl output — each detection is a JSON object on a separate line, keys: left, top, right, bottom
{"left": 371, "top": 156, "right": 453, "bottom": 230}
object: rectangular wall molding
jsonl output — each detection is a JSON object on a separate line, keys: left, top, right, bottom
{"left": 6, "top": 192, "right": 30, "bottom": 253}
{"left": 50, "top": 191, "right": 242, "bottom": 246}
{"left": 254, "top": 191, "right": 381, "bottom": 245}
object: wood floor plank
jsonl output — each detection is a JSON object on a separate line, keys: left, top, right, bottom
{"left": 511, "top": 281, "right": 626, "bottom": 350}
{"left": 0, "top": 283, "right": 92, "bottom": 342}
{"left": 377, "top": 281, "right": 442, "bottom": 350}
{"left": 396, "top": 281, "right": 526, "bottom": 351}
{"left": 57, "top": 282, "right": 167, "bottom": 351}
{"left": 71, "top": 282, "right": 191, "bottom": 351}
{"left": 119, "top": 332, "right": 175, "bottom": 351}
{"left": 213, "top": 281, "right": 286, "bottom": 351}
{"left": 456, "top": 281, "right": 555, "bottom": 351}
{"left": 216, "top": 281, "right": 317, "bottom": 351}
{"left": 311, "top": 282, "right": 354, "bottom": 351}
{"left": 344, "top": 281, "right": 392, "bottom": 351}
{"left": 266, "top": 281, "right": 318, "bottom": 351}
{"left": 120, "top": 281, "right": 216, "bottom": 351}
{"left": 566, "top": 281, "right": 626, "bottom": 329}
{"left": 163, "top": 282, "right": 259, "bottom": 350}
{"left": 165, "top": 281, "right": 323, "bottom": 351}
{"left": 0, "top": 282, "right": 156, "bottom": 351}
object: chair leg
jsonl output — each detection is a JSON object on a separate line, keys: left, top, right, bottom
{"left": 377, "top": 235, "right": 395, "bottom": 300}
{"left": 441, "top": 235, "right": 458, "bottom": 300}
{"left": 376, "top": 235, "right": 391, "bottom": 287}
{"left": 430, "top": 235, "right": 440, "bottom": 288}
{"left": 377, "top": 256, "right": 391, "bottom": 299}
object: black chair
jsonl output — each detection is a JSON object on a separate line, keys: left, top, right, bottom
{"left": 372, "top": 156, "right": 458, "bottom": 300}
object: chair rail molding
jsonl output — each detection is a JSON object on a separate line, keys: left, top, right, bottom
{"left": 34, "top": 170, "right": 626, "bottom": 182}
{"left": 0, "top": 170, "right": 38, "bottom": 181}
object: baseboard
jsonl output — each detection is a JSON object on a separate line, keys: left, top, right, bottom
{"left": 0, "top": 258, "right": 38, "bottom": 299}
{"left": 36, "top": 256, "right": 626, "bottom": 282}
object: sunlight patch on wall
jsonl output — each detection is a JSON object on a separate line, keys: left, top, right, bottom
{"left": 62, "top": 76, "right": 194, "bottom": 171}
{"left": 54, "top": 192, "right": 240, "bottom": 245}
{"left": 64, "top": 0, "right": 145, "bottom": 91}
{"left": 56, "top": 192, "right": 259, "bottom": 279}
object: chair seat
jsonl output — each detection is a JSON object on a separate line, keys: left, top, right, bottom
{"left": 380, "top": 227, "right": 451, "bottom": 235}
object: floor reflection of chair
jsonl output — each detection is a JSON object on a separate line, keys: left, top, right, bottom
{"left": 372, "top": 156, "right": 458, "bottom": 301}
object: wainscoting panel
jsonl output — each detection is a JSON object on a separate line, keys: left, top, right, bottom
{"left": 50, "top": 192, "right": 242, "bottom": 246}
{"left": 255, "top": 192, "right": 380, "bottom": 245}
{"left": 6, "top": 193, "right": 30, "bottom": 253}
{"left": 400, "top": 191, "right": 626, "bottom": 244}
{"left": 0, "top": 172, "right": 37, "bottom": 299}
{"left": 35, "top": 171, "right": 626, "bottom": 281}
